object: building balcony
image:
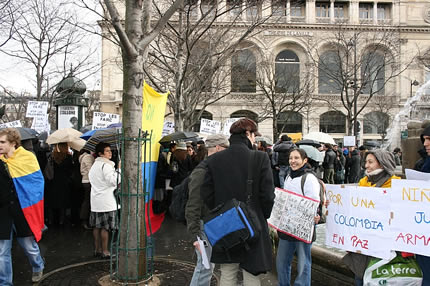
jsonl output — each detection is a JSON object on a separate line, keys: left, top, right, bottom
{"left": 291, "top": 16, "right": 306, "bottom": 23}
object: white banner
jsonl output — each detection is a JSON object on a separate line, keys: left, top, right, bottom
{"left": 0, "top": 120, "right": 22, "bottom": 128}
{"left": 92, "top": 112, "right": 120, "bottom": 130}
{"left": 325, "top": 184, "right": 392, "bottom": 259}
{"left": 391, "top": 179, "right": 430, "bottom": 256}
{"left": 162, "top": 121, "right": 175, "bottom": 136}
{"left": 26, "top": 101, "right": 48, "bottom": 117}
{"left": 268, "top": 188, "right": 319, "bottom": 243}
{"left": 199, "top": 118, "right": 221, "bottom": 135}
{"left": 222, "top": 118, "right": 240, "bottom": 136}
{"left": 31, "top": 114, "right": 50, "bottom": 133}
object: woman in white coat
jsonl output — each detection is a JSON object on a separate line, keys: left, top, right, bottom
{"left": 276, "top": 148, "right": 321, "bottom": 286}
{"left": 89, "top": 142, "right": 120, "bottom": 259}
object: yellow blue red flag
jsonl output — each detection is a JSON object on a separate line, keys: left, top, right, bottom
{"left": 142, "top": 82, "right": 168, "bottom": 235}
{"left": 1, "top": 147, "right": 45, "bottom": 241}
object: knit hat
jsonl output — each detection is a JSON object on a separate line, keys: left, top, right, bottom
{"left": 420, "top": 125, "right": 430, "bottom": 144}
{"left": 366, "top": 149, "right": 396, "bottom": 176}
{"left": 176, "top": 142, "right": 187, "bottom": 151}
{"left": 205, "top": 134, "right": 229, "bottom": 148}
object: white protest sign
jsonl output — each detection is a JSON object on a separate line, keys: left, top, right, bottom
{"left": 405, "top": 169, "right": 430, "bottom": 181}
{"left": 0, "top": 120, "right": 22, "bottom": 128}
{"left": 26, "top": 101, "right": 48, "bottom": 117}
{"left": 325, "top": 184, "right": 392, "bottom": 259}
{"left": 391, "top": 179, "right": 430, "bottom": 256}
{"left": 31, "top": 114, "right": 50, "bottom": 133}
{"left": 162, "top": 121, "right": 175, "bottom": 136}
{"left": 222, "top": 118, "right": 240, "bottom": 136}
{"left": 58, "top": 106, "right": 79, "bottom": 129}
{"left": 199, "top": 118, "right": 221, "bottom": 135}
{"left": 268, "top": 187, "right": 319, "bottom": 243}
{"left": 92, "top": 112, "right": 120, "bottom": 130}
{"left": 343, "top": 136, "right": 356, "bottom": 147}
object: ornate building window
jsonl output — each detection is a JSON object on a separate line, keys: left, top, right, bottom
{"left": 318, "top": 50, "right": 342, "bottom": 94}
{"left": 231, "top": 49, "right": 256, "bottom": 92}
{"left": 277, "top": 111, "right": 302, "bottom": 134}
{"left": 363, "top": 111, "right": 389, "bottom": 134}
{"left": 316, "top": 2, "right": 330, "bottom": 18}
{"left": 359, "top": 3, "right": 373, "bottom": 19}
{"left": 275, "top": 50, "right": 300, "bottom": 93}
{"left": 320, "top": 111, "right": 346, "bottom": 133}
{"left": 361, "top": 51, "right": 385, "bottom": 95}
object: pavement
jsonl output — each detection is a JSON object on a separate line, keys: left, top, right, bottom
{"left": 12, "top": 216, "right": 353, "bottom": 285}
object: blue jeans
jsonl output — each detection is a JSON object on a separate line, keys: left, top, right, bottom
{"left": 190, "top": 248, "right": 214, "bottom": 286}
{"left": 276, "top": 239, "right": 312, "bottom": 286}
{"left": 279, "top": 166, "right": 290, "bottom": 189}
{"left": 417, "top": 255, "right": 430, "bottom": 286}
{"left": 0, "top": 226, "right": 44, "bottom": 286}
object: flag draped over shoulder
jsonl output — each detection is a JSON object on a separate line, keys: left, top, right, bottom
{"left": 141, "top": 82, "right": 168, "bottom": 235}
{"left": 1, "top": 147, "right": 44, "bottom": 241}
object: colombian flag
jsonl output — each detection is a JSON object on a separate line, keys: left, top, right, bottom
{"left": 142, "top": 82, "right": 168, "bottom": 235}
{"left": 1, "top": 147, "right": 44, "bottom": 241}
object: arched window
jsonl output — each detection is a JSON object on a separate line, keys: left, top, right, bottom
{"left": 277, "top": 111, "right": 302, "bottom": 134}
{"left": 231, "top": 49, "right": 256, "bottom": 92}
{"left": 230, "top": 110, "right": 259, "bottom": 123}
{"left": 318, "top": 51, "right": 342, "bottom": 94}
{"left": 363, "top": 111, "right": 389, "bottom": 134}
{"left": 275, "top": 50, "right": 300, "bottom": 93}
{"left": 320, "top": 111, "right": 346, "bottom": 133}
{"left": 361, "top": 51, "right": 385, "bottom": 94}
{"left": 192, "top": 110, "right": 213, "bottom": 132}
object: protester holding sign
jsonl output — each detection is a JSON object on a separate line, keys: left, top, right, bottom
{"left": 415, "top": 125, "right": 430, "bottom": 285}
{"left": 343, "top": 149, "right": 400, "bottom": 286}
{"left": 276, "top": 148, "right": 321, "bottom": 286}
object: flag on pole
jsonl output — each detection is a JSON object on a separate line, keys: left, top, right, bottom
{"left": 141, "top": 82, "right": 168, "bottom": 235}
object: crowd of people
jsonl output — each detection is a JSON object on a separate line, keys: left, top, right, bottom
{"left": 0, "top": 119, "right": 427, "bottom": 286}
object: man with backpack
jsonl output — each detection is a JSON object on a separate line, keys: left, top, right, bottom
{"left": 273, "top": 135, "right": 296, "bottom": 188}
{"left": 185, "top": 134, "right": 229, "bottom": 286}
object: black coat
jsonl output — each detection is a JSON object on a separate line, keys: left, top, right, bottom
{"left": 201, "top": 134, "right": 275, "bottom": 275}
{"left": 323, "top": 149, "right": 336, "bottom": 169}
{"left": 0, "top": 160, "right": 32, "bottom": 239}
{"left": 346, "top": 150, "right": 361, "bottom": 183}
{"left": 45, "top": 154, "right": 73, "bottom": 209}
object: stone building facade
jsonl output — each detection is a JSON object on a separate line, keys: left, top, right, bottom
{"left": 100, "top": 0, "right": 430, "bottom": 147}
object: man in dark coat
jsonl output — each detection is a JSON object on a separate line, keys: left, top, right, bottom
{"left": 414, "top": 125, "right": 430, "bottom": 285}
{"left": 322, "top": 143, "right": 336, "bottom": 184}
{"left": 346, "top": 146, "right": 361, "bottom": 183}
{"left": 272, "top": 135, "right": 296, "bottom": 188}
{"left": 201, "top": 118, "right": 275, "bottom": 285}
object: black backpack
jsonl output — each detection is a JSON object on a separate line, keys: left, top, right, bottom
{"left": 169, "top": 176, "right": 190, "bottom": 222}
{"left": 300, "top": 171, "right": 327, "bottom": 224}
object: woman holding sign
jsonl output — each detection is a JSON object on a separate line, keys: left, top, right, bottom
{"left": 276, "top": 148, "right": 321, "bottom": 286}
{"left": 343, "top": 149, "right": 400, "bottom": 285}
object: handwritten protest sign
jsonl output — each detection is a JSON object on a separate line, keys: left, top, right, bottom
{"left": 268, "top": 187, "right": 319, "bottom": 243}
{"left": 162, "top": 121, "right": 175, "bottom": 137}
{"left": 325, "top": 185, "right": 392, "bottom": 259}
{"left": 0, "top": 120, "right": 22, "bottom": 128}
{"left": 199, "top": 118, "right": 221, "bottom": 135}
{"left": 26, "top": 101, "right": 48, "bottom": 117}
{"left": 391, "top": 179, "right": 430, "bottom": 256}
{"left": 31, "top": 114, "right": 50, "bottom": 133}
{"left": 222, "top": 118, "right": 240, "bottom": 136}
{"left": 92, "top": 112, "right": 120, "bottom": 130}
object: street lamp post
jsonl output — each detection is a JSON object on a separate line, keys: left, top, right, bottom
{"left": 410, "top": 80, "right": 419, "bottom": 118}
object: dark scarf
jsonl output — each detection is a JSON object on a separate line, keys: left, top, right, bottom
{"left": 367, "top": 170, "right": 391, "bottom": 187}
{"left": 229, "top": 133, "right": 253, "bottom": 149}
{"left": 290, "top": 165, "right": 309, "bottom": 179}
{"left": 421, "top": 156, "right": 430, "bottom": 173}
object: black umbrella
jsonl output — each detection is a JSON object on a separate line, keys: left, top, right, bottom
{"left": 159, "top": 131, "right": 198, "bottom": 143}
{"left": 296, "top": 139, "right": 322, "bottom": 148}
{"left": 16, "top": 127, "right": 38, "bottom": 141}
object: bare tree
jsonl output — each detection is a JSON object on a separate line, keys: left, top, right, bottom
{"left": 307, "top": 25, "right": 412, "bottom": 138}
{"left": 1, "top": 0, "right": 99, "bottom": 100}
{"left": 256, "top": 53, "right": 314, "bottom": 140}
{"left": 145, "top": 0, "right": 272, "bottom": 131}
{"left": 364, "top": 93, "right": 398, "bottom": 141}
{"left": 0, "top": 0, "right": 17, "bottom": 47}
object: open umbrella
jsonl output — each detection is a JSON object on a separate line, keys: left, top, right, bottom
{"left": 18, "top": 127, "right": 38, "bottom": 141}
{"left": 300, "top": 145, "right": 324, "bottom": 162}
{"left": 303, "top": 132, "right": 336, "bottom": 145}
{"left": 107, "top": 122, "right": 122, "bottom": 128}
{"left": 296, "top": 139, "right": 322, "bottom": 148}
{"left": 82, "top": 128, "right": 123, "bottom": 152}
{"left": 69, "top": 138, "right": 87, "bottom": 151}
{"left": 46, "top": 128, "right": 82, "bottom": 144}
{"left": 159, "top": 131, "right": 198, "bottom": 143}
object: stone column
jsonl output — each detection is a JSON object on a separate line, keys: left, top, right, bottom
{"left": 287, "top": 0, "right": 291, "bottom": 22}
{"left": 307, "top": 0, "right": 316, "bottom": 23}
{"left": 350, "top": 0, "right": 359, "bottom": 24}
{"left": 330, "top": 0, "right": 335, "bottom": 23}
{"left": 373, "top": 1, "right": 378, "bottom": 24}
